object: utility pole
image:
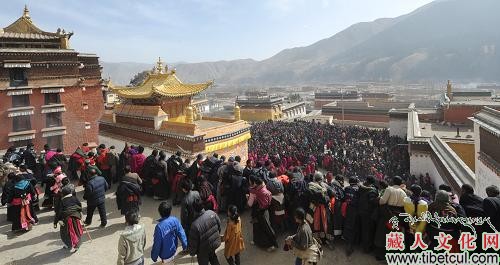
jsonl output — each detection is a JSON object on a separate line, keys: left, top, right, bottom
{"left": 341, "top": 86, "right": 345, "bottom": 127}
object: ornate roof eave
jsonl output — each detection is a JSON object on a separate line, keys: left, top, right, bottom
{"left": 110, "top": 74, "right": 214, "bottom": 99}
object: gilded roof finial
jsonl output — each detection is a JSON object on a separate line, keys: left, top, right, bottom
{"left": 154, "top": 57, "right": 165, "bottom": 74}
{"left": 23, "top": 5, "right": 31, "bottom": 19}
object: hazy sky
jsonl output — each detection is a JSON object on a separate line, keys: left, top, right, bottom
{"left": 1, "top": 0, "right": 433, "bottom": 63}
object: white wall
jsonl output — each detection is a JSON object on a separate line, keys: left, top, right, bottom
{"left": 389, "top": 117, "right": 407, "bottom": 138}
{"left": 473, "top": 122, "right": 481, "bottom": 165}
{"left": 410, "top": 151, "right": 445, "bottom": 188}
{"left": 475, "top": 161, "right": 500, "bottom": 197}
{"left": 473, "top": 122, "right": 500, "bottom": 197}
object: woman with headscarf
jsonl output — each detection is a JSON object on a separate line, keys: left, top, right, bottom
{"left": 10, "top": 174, "right": 38, "bottom": 231}
{"left": 54, "top": 184, "right": 83, "bottom": 251}
{"left": 247, "top": 175, "right": 278, "bottom": 251}
{"left": 428, "top": 190, "right": 460, "bottom": 253}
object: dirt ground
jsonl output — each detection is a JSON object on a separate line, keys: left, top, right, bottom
{"left": 0, "top": 184, "right": 382, "bottom": 265}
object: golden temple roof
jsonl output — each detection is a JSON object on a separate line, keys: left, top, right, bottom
{"left": 1, "top": 5, "right": 73, "bottom": 40}
{"left": 111, "top": 58, "right": 213, "bottom": 99}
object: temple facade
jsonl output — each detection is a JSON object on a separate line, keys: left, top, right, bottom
{"left": 100, "top": 58, "right": 251, "bottom": 160}
{"left": 0, "top": 6, "right": 104, "bottom": 153}
{"left": 235, "top": 95, "right": 285, "bottom": 121}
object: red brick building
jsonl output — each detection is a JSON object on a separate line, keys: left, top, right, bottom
{"left": 0, "top": 7, "right": 103, "bottom": 153}
{"left": 441, "top": 81, "right": 500, "bottom": 124}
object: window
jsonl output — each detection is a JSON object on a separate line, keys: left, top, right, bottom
{"left": 12, "top": 94, "right": 30, "bottom": 108}
{"left": 13, "top": 116, "right": 31, "bottom": 132}
{"left": 46, "top": 135, "right": 63, "bottom": 151}
{"left": 44, "top": 93, "right": 61, "bottom": 105}
{"left": 9, "top": 68, "right": 28, "bottom": 86}
{"left": 46, "top": 112, "right": 63, "bottom": 127}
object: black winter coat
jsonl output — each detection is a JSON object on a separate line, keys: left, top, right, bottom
{"left": 483, "top": 196, "right": 500, "bottom": 231}
{"left": 83, "top": 176, "right": 108, "bottom": 206}
{"left": 357, "top": 184, "right": 378, "bottom": 215}
{"left": 116, "top": 181, "right": 142, "bottom": 215}
{"left": 188, "top": 210, "right": 221, "bottom": 257}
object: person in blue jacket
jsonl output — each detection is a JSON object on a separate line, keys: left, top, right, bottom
{"left": 151, "top": 201, "right": 188, "bottom": 264}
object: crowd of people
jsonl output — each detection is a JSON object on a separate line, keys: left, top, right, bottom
{"left": 1, "top": 120, "right": 500, "bottom": 265}
{"left": 249, "top": 121, "right": 409, "bottom": 180}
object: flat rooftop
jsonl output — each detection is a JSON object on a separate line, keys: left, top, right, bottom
{"left": 194, "top": 119, "right": 228, "bottom": 129}
{"left": 418, "top": 122, "right": 474, "bottom": 140}
{"left": 449, "top": 99, "right": 500, "bottom": 106}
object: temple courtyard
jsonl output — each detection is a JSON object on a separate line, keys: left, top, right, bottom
{"left": 0, "top": 185, "right": 380, "bottom": 265}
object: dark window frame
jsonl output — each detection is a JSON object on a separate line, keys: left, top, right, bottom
{"left": 9, "top": 68, "right": 28, "bottom": 86}
{"left": 13, "top": 115, "right": 31, "bottom": 132}
{"left": 46, "top": 112, "right": 63, "bottom": 128}
{"left": 44, "top": 93, "right": 61, "bottom": 105}
{"left": 11, "top": 94, "right": 30, "bottom": 108}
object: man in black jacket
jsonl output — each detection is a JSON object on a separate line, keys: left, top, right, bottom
{"left": 83, "top": 169, "right": 109, "bottom": 227}
{"left": 188, "top": 198, "right": 221, "bottom": 265}
{"left": 483, "top": 185, "right": 500, "bottom": 231}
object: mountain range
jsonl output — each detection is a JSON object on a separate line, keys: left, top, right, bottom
{"left": 102, "top": 0, "right": 500, "bottom": 86}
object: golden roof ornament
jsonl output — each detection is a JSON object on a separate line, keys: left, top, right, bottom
{"left": 154, "top": 57, "right": 165, "bottom": 74}
{"left": 23, "top": 5, "right": 31, "bottom": 20}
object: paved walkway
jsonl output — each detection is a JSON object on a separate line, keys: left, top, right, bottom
{"left": 0, "top": 185, "right": 381, "bottom": 265}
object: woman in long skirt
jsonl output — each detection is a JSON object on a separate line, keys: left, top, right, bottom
{"left": 10, "top": 174, "right": 38, "bottom": 232}
{"left": 54, "top": 185, "right": 83, "bottom": 251}
{"left": 247, "top": 175, "right": 278, "bottom": 251}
